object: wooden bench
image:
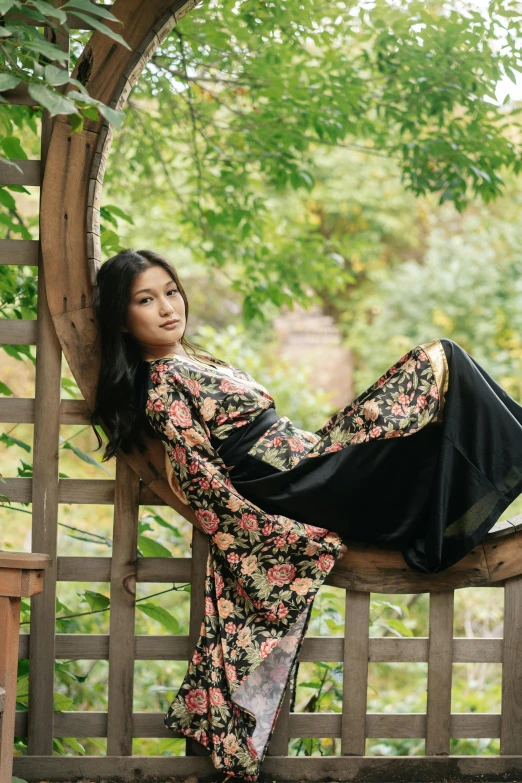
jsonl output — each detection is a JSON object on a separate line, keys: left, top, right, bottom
{"left": 0, "top": 552, "right": 51, "bottom": 783}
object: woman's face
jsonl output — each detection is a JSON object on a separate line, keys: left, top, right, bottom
{"left": 122, "top": 264, "right": 187, "bottom": 360}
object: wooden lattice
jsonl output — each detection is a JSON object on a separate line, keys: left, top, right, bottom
{"left": 2, "top": 2, "right": 522, "bottom": 781}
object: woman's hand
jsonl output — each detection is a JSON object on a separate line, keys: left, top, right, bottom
{"left": 337, "top": 542, "right": 348, "bottom": 560}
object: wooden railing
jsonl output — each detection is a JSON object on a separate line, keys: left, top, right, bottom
{"left": 0, "top": 552, "right": 52, "bottom": 783}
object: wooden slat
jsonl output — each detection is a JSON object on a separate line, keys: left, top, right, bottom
{"left": 0, "top": 398, "right": 89, "bottom": 424}
{"left": 57, "top": 556, "right": 192, "bottom": 584}
{"left": 0, "top": 552, "right": 51, "bottom": 571}
{"left": 107, "top": 455, "right": 140, "bottom": 755}
{"left": 426, "top": 590, "right": 454, "bottom": 755}
{"left": 27, "top": 10, "right": 70, "bottom": 759}
{"left": 0, "top": 159, "right": 41, "bottom": 186}
{"left": 13, "top": 754, "right": 522, "bottom": 782}
{"left": 19, "top": 633, "right": 190, "bottom": 661}
{"left": 500, "top": 574, "right": 522, "bottom": 753}
{"left": 0, "top": 239, "right": 39, "bottom": 266}
{"left": 341, "top": 590, "right": 370, "bottom": 755}
{"left": 0, "top": 319, "right": 37, "bottom": 345}
{"left": 11, "top": 709, "right": 505, "bottom": 739}
{"left": 15, "top": 632, "right": 505, "bottom": 666}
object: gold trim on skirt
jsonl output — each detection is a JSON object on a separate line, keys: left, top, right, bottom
{"left": 419, "top": 338, "right": 449, "bottom": 423}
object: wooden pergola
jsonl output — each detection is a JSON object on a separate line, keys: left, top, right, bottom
{"left": 2, "top": 2, "right": 522, "bottom": 781}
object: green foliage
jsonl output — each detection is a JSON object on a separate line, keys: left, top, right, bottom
{"left": 102, "top": 0, "right": 522, "bottom": 319}
{"left": 0, "top": 0, "right": 128, "bottom": 170}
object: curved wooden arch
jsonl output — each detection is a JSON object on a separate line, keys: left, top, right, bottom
{"left": 39, "top": 0, "right": 522, "bottom": 593}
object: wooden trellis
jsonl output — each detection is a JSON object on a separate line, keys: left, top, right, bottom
{"left": 2, "top": 2, "right": 522, "bottom": 780}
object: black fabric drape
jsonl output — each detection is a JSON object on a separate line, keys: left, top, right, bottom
{"left": 229, "top": 339, "right": 522, "bottom": 574}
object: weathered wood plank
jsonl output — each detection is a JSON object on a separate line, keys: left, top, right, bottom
{"left": 13, "top": 754, "right": 522, "bottom": 783}
{"left": 426, "top": 590, "right": 454, "bottom": 755}
{"left": 26, "top": 18, "right": 68, "bottom": 752}
{"left": 18, "top": 633, "right": 191, "bottom": 662}
{"left": 0, "top": 398, "right": 90, "bottom": 425}
{"left": 11, "top": 708, "right": 505, "bottom": 740}
{"left": 15, "top": 632, "right": 505, "bottom": 667}
{"left": 107, "top": 456, "right": 140, "bottom": 755}
{"left": 500, "top": 574, "right": 522, "bottom": 754}
{"left": 341, "top": 590, "right": 370, "bottom": 755}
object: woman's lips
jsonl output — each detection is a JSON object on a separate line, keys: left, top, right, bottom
{"left": 161, "top": 320, "right": 180, "bottom": 329}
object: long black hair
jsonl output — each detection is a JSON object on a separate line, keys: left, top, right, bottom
{"left": 90, "top": 248, "right": 219, "bottom": 461}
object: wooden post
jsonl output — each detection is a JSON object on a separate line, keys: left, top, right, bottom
{"left": 341, "top": 589, "right": 370, "bottom": 755}
{"left": 500, "top": 574, "right": 522, "bottom": 754}
{"left": 0, "top": 553, "right": 51, "bottom": 783}
{"left": 426, "top": 590, "right": 454, "bottom": 755}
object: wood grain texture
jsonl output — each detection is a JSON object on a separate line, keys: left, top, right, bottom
{"left": 500, "top": 574, "right": 522, "bottom": 754}
{"left": 341, "top": 590, "right": 370, "bottom": 755}
{"left": 14, "top": 750, "right": 522, "bottom": 781}
{"left": 107, "top": 456, "right": 140, "bottom": 755}
{"left": 426, "top": 591, "right": 454, "bottom": 755}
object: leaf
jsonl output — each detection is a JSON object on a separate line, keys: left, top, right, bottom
{"left": 97, "top": 102, "right": 126, "bottom": 129}
{"left": 27, "top": 83, "right": 78, "bottom": 116}
{"left": 44, "top": 64, "right": 70, "bottom": 87}
{"left": 32, "top": 0, "right": 68, "bottom": 23}
{"left": 0, "top": 380, "right": 13, "bottom": 395}
{"left": 53, "top": 691, "right": 74, "bottom": 710}
{"left": 0, "top": 432, "right": 31, "bottom": 452}
{"left": 0, "top": 74, "right": 21, "bottom": 91}
{"left": 137, "top": 602, "right": 180, "bottom": 634}
{"left": 1, "top": 137, "right": 27, "bottom": 160}
{"left": 0, "top": 1, "right": 20, "bottom": 14}
{"left": 62, "top": 737, "right": 87, "bottom": 754}
{"left": 69, "top": 11, "right": 131, "bottom": 50}
{"left": 61, "top": 439, "right": 108, "bottom": 471}
{"left": 22, "top": 40, "right": 70, "bottom": 63}
{"left": 80, "top": 590, "right": 110, "bottom": 611}
{"left": 0, "top": 187, "right": 16, "bottom": 210}
{"left": 137, "top": 534, "right": 173, "bottom": 558}
{"left": 60, "top": 0, "right": 121, "bottom": 22}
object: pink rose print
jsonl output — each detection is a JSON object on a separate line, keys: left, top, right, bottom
{"left": 260, "top": 637, "right": 279, "bottom": 659}
{"left": 196, "top": 508, "right": 219, "bottom": 535}
{"left": 167, "top": 399, "right": 192, "bottom": 428}
{"left": 185, "top": 688, "right": 208, "bottom": 715}
{"left": 267, "top": 563, "right": 297, "bottom": 586}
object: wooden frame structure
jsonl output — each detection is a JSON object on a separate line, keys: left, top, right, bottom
{"left": 2, "top": 1, "right": 522, "bottom": 780}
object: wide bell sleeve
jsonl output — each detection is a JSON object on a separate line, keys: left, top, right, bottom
{"left": 145, "top": 360, "right": 344, "bottom": 781}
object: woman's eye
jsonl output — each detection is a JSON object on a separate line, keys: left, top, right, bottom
{"left": 168, "top": 289, "right": 178, "bottom": 295}
{"left": 139, "top": 297, "right": 151, "bottom": 304}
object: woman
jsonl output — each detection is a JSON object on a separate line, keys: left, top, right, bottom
{"left": 91, "top": 248, "right": 522, "bottom": 781}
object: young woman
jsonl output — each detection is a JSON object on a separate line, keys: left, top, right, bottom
{"left": 91, "top": 248, "right": 522, "bottom": 781}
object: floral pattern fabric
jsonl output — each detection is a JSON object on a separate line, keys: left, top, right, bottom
{"left": 143, "top": 341, "right": 446, "bottom": 781}
{"left": 144, "top": 353, "right": 344, "bottom": 781}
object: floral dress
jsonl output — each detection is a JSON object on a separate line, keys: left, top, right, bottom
{"left": 144, "top": 353, "right": 344, "bottom": 780}
{"left": 144, "top": 337, "right": 522, "bottom": 780}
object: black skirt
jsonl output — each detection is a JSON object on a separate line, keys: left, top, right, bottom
{"left": 226, "top": 338, "right": 522, "bottom": 574}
